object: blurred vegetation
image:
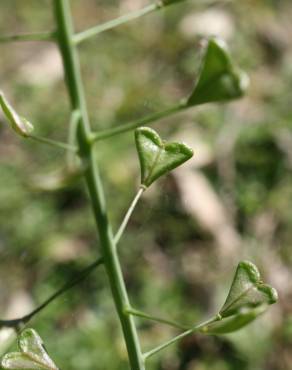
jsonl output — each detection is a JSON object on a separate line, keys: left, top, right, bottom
{"left": 0, "top": 0, "right": 291, "bottom": 369}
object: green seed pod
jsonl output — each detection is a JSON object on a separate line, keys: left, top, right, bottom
{"left": 135, "top": 127, "right": 193, "bottom": 188}
{"left": 1, "top": 328, "right": 58, "bottom": 369}
{"left": 200, "top": 261, "right": 278, "bottom": 334}
{"left": 200, "top": 305, "right": 268, "bottom": 335}
{"left": 187, "top": 38, "right": 249, "bottom": 106}
{"left": 220, "top": 260, "right": 278, "bottom": 318}
{"left": 0, "top": 90, "right": 34, "bottom": 137}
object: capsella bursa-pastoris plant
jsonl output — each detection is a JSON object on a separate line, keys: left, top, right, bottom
{"left": 0, "top": 1, "right": 277, "bottom": 369}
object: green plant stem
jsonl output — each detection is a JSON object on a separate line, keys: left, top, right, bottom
{"left": 91, "top": 102, "right": 185, "bottom": 142}
{"left": 29, "top": 134, "right": 78, "bottom": 152}
{"left": 0, "top": 257, "right": 103, "bottom": 330}
{"left": 114, "top": 187, "right": 144, "bottom": 245}
{"left": 53, "top": 1, "right": 145, "bottom": 369}
{"left": 143, "top": 315, "right": 219, "bottom": 360}
{"left": 73, "top": 3, "right": 159, "bottom": 45}
{"left": 127, "top": 308, "right": 188, "bottom": 330}
{"left": 0, "top": 31, "right": 56, "bottom": 43}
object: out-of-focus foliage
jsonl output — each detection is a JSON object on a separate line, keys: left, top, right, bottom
{"left": 0, "top": 1, "right": 291, "bottom": 369}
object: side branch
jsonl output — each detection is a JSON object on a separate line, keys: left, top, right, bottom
{"left": 0, "top": 31, "right": 56, "bottom": 43}
{"left": 73, "top": 3, "right": 159, "bottom": 45}
{"left": 143, "top": 315, "right": 219, "bottom": 360}
{"left": 114, "top": 187, "right": 144, "bottom": 245}
{"left": 73, "top": 1, "right": 189, "bottom": 45}
{"left": 29, "top": 134, "right": 78, "bottom": 152}
{"left": 126, "top": 307, "right": 188, "bottom": 330}
{"left": 91, "top": 102, "right": 185, "bottom": 142}
{"left": 0, "top": 257, "right": 103, "bottom": 330}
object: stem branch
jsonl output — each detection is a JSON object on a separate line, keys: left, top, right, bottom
{"left": 143, "top": 316, "right": 219, "bottom": 360}
{"left": 127, "top": 308, "right": 188, "bottom": 330}
{"left": 91, "top": 102, "right": 185, "bottom": 143}
{"left": 0, "top": 257, "right": 103, "bottom": 330}
{"left": 29, "top": 134, "right": 78, "bottom": 152}
{"left": 0, "top": 31, "right": 56, "bottom": 43}
{"left": 73, "top": 3, "right": 159, "bottom": 45}
{"left": 114, "top": 187, "right": 144, "bottom": 245}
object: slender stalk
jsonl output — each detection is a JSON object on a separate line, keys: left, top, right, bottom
{"left": 114, "top": 187, "right": 144, "bottom": 245}
{"left": 29, "top": 134, "right": 78, "bottom": 152}
{"left": 143, "top": 315, "right": 219, "bottom": 360}
{"left": 0, "top": 257, "right": 103, "bottom": 330}
{"left": 127, "top": 308, "right": 188, "bottom": 330}
{"left": 91, "top": 102, "right": 185, "bottom": 142}
{"left": 73, "top": 3, "right": 159, "bottom": 45}
{"left": 53, "top": 1, "right": 145, "bottom": 369}
{"left": 0, "top": 31, "right": 56, "bottom": 43}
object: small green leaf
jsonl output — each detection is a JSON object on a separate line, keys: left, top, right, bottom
{"left": 0, "top": 90, "right": 34, "bottom": 137}
{"left": 1, "top": 328, "right": 58, "bottom": 370}
{"left": 135, "top": 127, "right": 193, "bottom": 187}
{"left": 187, "top": 38, "right": 249, "bottom": 106}
{"left": 200, "top": 261, "right": 278, "bottom": 334}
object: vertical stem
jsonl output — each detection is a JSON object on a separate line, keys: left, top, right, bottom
{"left": 52, "top": 1, "right": 144, "bottom": 369}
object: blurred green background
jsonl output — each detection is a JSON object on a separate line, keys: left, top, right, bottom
{"left": 0, "top": 0, "right": 291, "bottom": 369}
